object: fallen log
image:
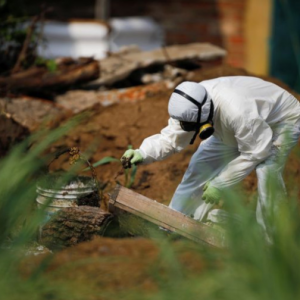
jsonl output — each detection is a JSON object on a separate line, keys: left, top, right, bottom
{"left": 109, "top": 185, "right": 226, "bottom": 248}
{"left": 0, "top": 57, "right": 100, "bottom": 94}
{"left": 39, "top": 206, "right": 113, "bottom": 250}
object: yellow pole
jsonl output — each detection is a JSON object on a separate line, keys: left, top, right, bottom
{"left": 245, "top": 0, "right": 272, "bottom": 75}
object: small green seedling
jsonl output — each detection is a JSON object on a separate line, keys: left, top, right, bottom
{"left": 84, "top": 145, "right": 138, "bottom": 189}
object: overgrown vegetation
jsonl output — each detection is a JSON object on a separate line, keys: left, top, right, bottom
{"left": 0, "top": 0, "right": 56, "bottom": 76}
{"left": 86, "top": 145, "right": 138, "bottom": 189}
{"left": 0, "top": 120, "right": 299, "bottom": 300}
{"left": 0, "top": 108, "right": 300, "bottom": 300}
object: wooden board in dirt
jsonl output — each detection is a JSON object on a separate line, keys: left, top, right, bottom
{"left": 109, "top": 185, "right": 226, "bottom": 248}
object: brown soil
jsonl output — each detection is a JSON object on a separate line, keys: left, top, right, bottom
{"left": 21, "top": 236, "right": 211, "bottom": 299}
{"left": 49, "top": 64, "right": 300, "bottom": 209}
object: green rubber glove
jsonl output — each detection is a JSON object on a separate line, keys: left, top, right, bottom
{"left": 121, "top": 149, "right": 144, "bottom": 169}
{"left": 202, "top": 182, "right": 222, "bottom": 205}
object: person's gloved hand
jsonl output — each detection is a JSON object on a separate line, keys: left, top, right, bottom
{"left": 202, "top": 182, "right": 222, "bottom": 205}
{"left": 121, "top": 149, "right": 143, "bottom": 169}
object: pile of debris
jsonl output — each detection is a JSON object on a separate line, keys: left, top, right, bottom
{"left": 0, "top": 43, "right": 226, "bottom": 156}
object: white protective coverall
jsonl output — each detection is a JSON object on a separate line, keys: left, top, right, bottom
{"left": 138, "top": 76, "right": 300, "bottom": 228}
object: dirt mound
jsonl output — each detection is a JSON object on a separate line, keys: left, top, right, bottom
{"left": 21, "top": 236, "right": 207, "bottom": 297}
{"left": 49, "top": 64, "right": 300, "bottom": 209}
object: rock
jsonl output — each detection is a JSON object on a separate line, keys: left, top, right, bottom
{"left": 0, "top": 96, "right": 72, "bottom": 155}
{"left": 56, "top": 81, "right": 170, "bottom": 113}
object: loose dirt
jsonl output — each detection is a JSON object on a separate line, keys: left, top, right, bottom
{"left": 20, "top": 236, "right": 212, "bottom": 298}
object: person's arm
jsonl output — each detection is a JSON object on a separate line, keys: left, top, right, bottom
{"left": 209, "top": 116, "right": 273, "bottom": 189}
{"left": 138, "top": 117, "right": 195, "bottom": 164}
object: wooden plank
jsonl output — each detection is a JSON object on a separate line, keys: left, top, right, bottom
{"left": 109, "top": 185, "right": 226, "bottom": 248}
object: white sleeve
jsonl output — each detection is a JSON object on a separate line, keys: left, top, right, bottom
{"left": 210, "top": 116, "right": 273, "bottom": 189}
{"left": 138, "top": 118, "right": 195, "bottom": 164}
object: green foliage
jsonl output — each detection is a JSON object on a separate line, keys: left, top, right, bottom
{"left": 0, "top": 118, "right": 82, "bottom": 245}
{"left": 125, "top": 162, "right": 137, "bottom": 188}
{"left": 0, "top": 118, "right": 89, "bottom": 299}
{"left": 85, "top": 156, "right": 120, "bottom": 169}
{"left": 0, "top": 119, "right": 299, "bottom": 300}
{"left": 84, "top": 145, "right": 138, "bottom": 189}
{"left": 45, "top": 59, "right": 57, "bottom": 72}
{"left": 0, "top": 17, "right": 29, "bottom": 73}
{"left": 0, "top": 2, "right": 52, "bottom": 74}
{"left": 135, "top": 178, "right": 300, "bottom": 300}
{"left": 35, "top": 57, "right": 58, "bottom": 73}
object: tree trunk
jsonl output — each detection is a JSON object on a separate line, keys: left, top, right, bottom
{"left": 39, "top": 206, "right": 113, "bottom": 250}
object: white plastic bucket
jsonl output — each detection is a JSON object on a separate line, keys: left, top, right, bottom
{"left": 109, "top": 17, "right": 164, "bottom": 52}
{"left": 36, "top": 175, "right": 98, "bottom": 222}
{"left": 37, "top": 20, "right": 110, "bottom": 59}
{"left": 37, "top": 17, "right": 164, "bottom": 59}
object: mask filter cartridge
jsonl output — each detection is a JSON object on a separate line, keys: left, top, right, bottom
{"left": 199, "top": 123, "right": 214, "bottom": 140}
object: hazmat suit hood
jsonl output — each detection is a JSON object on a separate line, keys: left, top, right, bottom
{"left": 168, "top": 81, "right": 213, "bottom": 123}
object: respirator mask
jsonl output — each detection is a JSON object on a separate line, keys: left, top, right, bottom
{"left": 173, "top": 89, "right": 214, "bottom": 144}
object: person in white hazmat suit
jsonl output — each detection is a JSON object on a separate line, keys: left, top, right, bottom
{"left": 121, "top": 76, "right": 300, "bottom": 230}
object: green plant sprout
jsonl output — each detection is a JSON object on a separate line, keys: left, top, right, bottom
{"left": 84, "top": 145, "right": 138, "bottom": 189}
{"left": 35, "top": 57, "right": 58, "bottom": 73}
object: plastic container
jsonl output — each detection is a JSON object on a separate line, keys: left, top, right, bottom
{"left": 109, "top": 17, "right": 164, "bottom": 52}
{"left": 36, "top": 175, "right": 98, "bottom": 222}
{"left": 37, "top": 17, "right": 164, "bottom": 59}
{"left": 37, "top": 20, "right": 110, "bottom": 59}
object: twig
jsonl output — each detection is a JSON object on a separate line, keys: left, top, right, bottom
{"left": 113, "top": 166, "right": 124, "bottom": 182}
{"left": 161, "top": 43, "right": 174, "bottom": 67}
{"left": 10, "top": 15, "right": 40, "bottom": 74}
{"left": 11, "top": 7, "right": 51, "bottom": 74}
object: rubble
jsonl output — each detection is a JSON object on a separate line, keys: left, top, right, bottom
{"left": 56, "top": 81, "right": 170, "bottom": 113}
{"left": 55, "top": 43, "right": 227, "bottom": 113}
{"left": 87, "top": 43, "right": 227, "bottom": 87}
{"left": 0, "top": 96, "right": 71, "bottom": 132}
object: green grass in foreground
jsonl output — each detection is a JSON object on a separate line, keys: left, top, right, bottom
{"left": 0, "top": 127, "right": 299, "bottom": 300}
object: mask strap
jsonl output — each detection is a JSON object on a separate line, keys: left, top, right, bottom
{"left": 207, "top": 100, "right": 214, "bottom": 125}
{"left": 173, "top": 89, "right": 208, "bottom": 145}
{"left": 173, "top": 89, "right": 205, "bottom": 108}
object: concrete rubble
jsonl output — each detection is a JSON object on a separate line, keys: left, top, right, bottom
{"left": 0, "top": 96, "right": 71, "bottom": 155}
{"left": 0, "top": 42, "right": 226, "bottom": 154}
{"left": 57, "top": 43, "right": 226, "bottom": 113}
{"left": 88, "top": 42, "right": 227, "bottom": 87}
